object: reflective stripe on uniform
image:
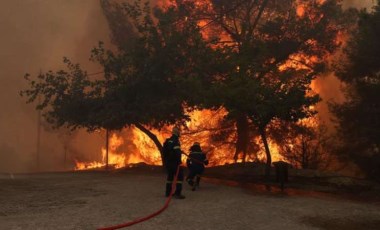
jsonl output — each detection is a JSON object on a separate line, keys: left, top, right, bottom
{"left": 173, "top": 146, "right": 180, "bottom": 149}
{"left": 166, "top": 181, "right": 182, "bottom": 184}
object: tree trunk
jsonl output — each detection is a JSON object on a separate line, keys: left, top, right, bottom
{"left": 259, "top": 127, "right": 271, "bottom": 179}
{"left": 301, "top": 136, "right": 307, "bottom": 169}
{"left": 134, "top": 123, "right": 164, "bottom": 164}
{"left": 233, "top": 114, "right": 249, "bottom": 163}
{"left": 64, "top": 145, "right": 67, "bottom": 170}
{"left": 251, "top": 0, "right": 270, "bottom": 32}
{"left": 105, "top": 129, "right": 109, "bottom": 170}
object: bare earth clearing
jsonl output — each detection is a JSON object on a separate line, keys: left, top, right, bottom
{"left": 1, "top": 166, "right": 380, "bottom": 230}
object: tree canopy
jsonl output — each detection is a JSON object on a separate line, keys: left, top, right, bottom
{"left": 199, "top": 0, "right": 347, "bottom": 175}
{"left": 21, "top": 0, "right": 357, "bottom": 175}
{"left": 21, "top": 0, "right": 214, "bottom": 162}
{"left": 331, "top": 1, "right": 380, "bottom": 180}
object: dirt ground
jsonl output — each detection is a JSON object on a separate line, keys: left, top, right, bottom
{"left": 1, "top": 170, "right": 380, "bottom": 230}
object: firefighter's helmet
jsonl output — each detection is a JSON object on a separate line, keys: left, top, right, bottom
{"left": 172, "top": 127, "right": 180, "bottom": 136}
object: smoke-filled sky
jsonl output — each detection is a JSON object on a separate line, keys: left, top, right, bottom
{"left": 0, "top": 0, "right": 376, "bottom": 173}
{"left": 0, "top": 0, "right": 110, "bottom": 172}
{"left": 312, "top": 0, "right": 376, "bottom": 127}
{"left": 343, "top": 0, "right": 376, "bottom": 8}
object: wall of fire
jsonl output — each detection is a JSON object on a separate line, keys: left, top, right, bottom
{"left": 0, "top": 0, "right": 376, "bottom": 173}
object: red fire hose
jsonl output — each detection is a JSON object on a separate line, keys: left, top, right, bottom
{"left": 97, "top": 165, "right": 181, "bottom": 230}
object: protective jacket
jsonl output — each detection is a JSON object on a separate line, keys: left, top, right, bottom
{"left": 164, "top": 135, "right": 182, "bottom": 167}
{"left": 186, "top": 144, "right": 208, "bottom": 190}
{"left": 164, "top": 134, "right": 184, "bottom": 197}
{"left": 186, "top": 151, "right": 208, "bottom": 172}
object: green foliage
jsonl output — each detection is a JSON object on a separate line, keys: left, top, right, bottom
{"left": 21, "top": 58, "right": 106, "bottom": 130}
{"left": 331, "top": 2, "right": 380, "bottom": 180}
{"left": 21, "top": 0, "right": 216, "bottom": 132}
{"left": 272, "top": 119, "right": 334, "bottom": 170}
{"left": 95, "top": 0, "right": 216, "bottom": 128}
{"left": 210, "top": 0, "right": 345, "bottom": 127}
{"left": 205, "top": 0, "right": 345, "bottom": 173}
{"left": 20, "top": 0, "right": 355, "bottom": 171}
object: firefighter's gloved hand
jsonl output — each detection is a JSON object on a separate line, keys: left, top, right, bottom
{"left": 204, "top": 160, "right": 209, "bottom": 165}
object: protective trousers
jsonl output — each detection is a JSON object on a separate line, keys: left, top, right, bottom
{"left": 187, "top": 167, "right": 204, "bottom": 185}
{"left": 165, "top": 165, "right": 184, "bottom": 196}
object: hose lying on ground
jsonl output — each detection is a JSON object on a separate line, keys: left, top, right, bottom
{"left": 97, "top": 165, "right": 181, "bottom": 230}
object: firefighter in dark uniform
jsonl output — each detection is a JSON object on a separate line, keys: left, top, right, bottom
{"left": 186, "top": 142, "right": 208, "bottom": 191}
{"left": 164, "top": 127, "right": 185, "bottom": 199}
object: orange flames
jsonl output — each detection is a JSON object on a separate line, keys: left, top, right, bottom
{"left": 75, "top": 133, "right": 127, "bottom": 170}
{"left": 75, "top": 108, "right": 286, "bottom": 170}
{"left": 296, "top": 0, "right": 327, "bottom": 18}
{"left": 75, "top": 130, "right": 164, "bottom": 170}
{"left": 75, "top": 109, "right": 231, "bottom": 170}
{"left": 75, "top": 0, "right": 339, "bottom": 170}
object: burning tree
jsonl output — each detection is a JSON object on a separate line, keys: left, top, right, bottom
{"left": 21, "top": 0, "right": 355, "bottom": 173}
{"left": 271, "top": 118, "right": 334, "bottom": 170}
{"left": 196, "top": 0, "right": 348, "bottom": 176}
{"left": 331, "top": 1, "right": 380, "bottom": 180}
{"left": 21, "top": 0, "right": 215, "bottom": 165}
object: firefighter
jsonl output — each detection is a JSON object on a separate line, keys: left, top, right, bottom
{"left": 163, "top": 127, "right": 185, "bottom": 199}
{"left": 186, "top": 142, "right": 208, "bottom": 191}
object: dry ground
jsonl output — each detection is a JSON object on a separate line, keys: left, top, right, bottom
{"left": 1, "top": 170, "right": 380, "bottom": 230}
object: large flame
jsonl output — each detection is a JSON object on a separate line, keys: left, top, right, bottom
{"left": 75, "top": 108, "right": 286, "bottom": 170}
{"left": 75, "top": 133, "right": 127, "bottom": 170}
{"left": 75, "top": 0, "right": 342, "bottom": 170}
